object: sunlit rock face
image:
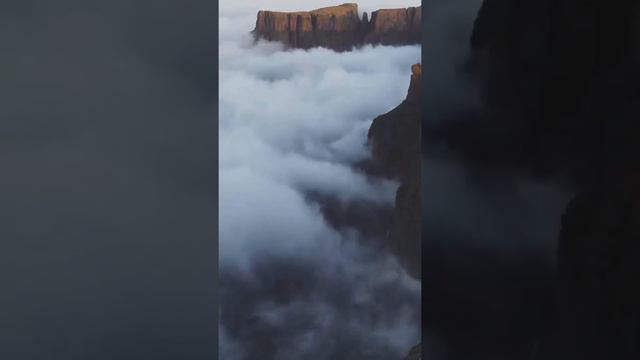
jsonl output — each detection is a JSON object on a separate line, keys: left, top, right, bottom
{"left": 253, "top": 3, "right": 421, "bottom": 51}
{"left": 363, "top": 7, "right": 421, "bottom": 46}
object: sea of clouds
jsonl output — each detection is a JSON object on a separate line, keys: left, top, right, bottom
{"left": 219, "top": 1, "right": 421, "bottom": 359}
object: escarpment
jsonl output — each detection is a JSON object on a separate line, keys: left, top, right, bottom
{"left": 366, "top": 64, "right": 421, "bottom": 279}
{"left": 253, "top": 3, "right": 421, "bottom": 51}
{"left": 368, "top": 64, "right": 421, "bottom": 182}
{"left": 253, "top": 4, "right": 362, "bottom": 52}
{"left": 313, "top": 64, "right": 421, "bottom": 279}
{"left": 363, "top": 6, "right": 422, "bottom": 46}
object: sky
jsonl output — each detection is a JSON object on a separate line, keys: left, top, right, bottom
{"left": 1, "top": 1, "right": 218, "bottom": 359}
{"left": 219, "top": 1, "right": 421, "bottom": 359}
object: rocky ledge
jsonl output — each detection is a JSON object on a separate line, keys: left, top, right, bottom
{"left": 366, "top": 63, "right": 421, "bottom": 279}
{"left": 252, "top": 3, "right": 421, "bottom": 51}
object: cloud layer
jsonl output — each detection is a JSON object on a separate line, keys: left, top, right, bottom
{"left": 219, "top": 1, "right": 420, "bottom": 359}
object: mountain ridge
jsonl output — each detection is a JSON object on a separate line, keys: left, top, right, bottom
{"left": 252, "top": 3, "right": 421, "bottom": 51}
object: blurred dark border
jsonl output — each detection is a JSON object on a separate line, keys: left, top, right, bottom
{"left": 0, "top": 1, "right": 219, "bottom": 359}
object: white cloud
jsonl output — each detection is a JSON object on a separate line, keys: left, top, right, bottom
{"left": 219, "top": 1, "right": 421, "bottom": 358}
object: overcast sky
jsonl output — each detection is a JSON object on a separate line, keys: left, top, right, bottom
{"left": 219, "top": 1, "right": 421, "bottom": 359}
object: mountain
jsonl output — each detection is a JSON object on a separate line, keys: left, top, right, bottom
{"left": 366, "top": 63, "right": 421, "bottom": 279}
{"left": 252, "top": 3, "right": 421, "bottom": 51}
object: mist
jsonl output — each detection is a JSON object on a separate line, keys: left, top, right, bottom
{"left": 219, "top": 1, "right": 420, "bottom": 359}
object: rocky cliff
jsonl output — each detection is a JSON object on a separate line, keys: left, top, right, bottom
{"left": 431, "top": 0, "right": 640, "bottom": 183}
{"left": 366, "top": 64, "right": 421, "bottom": 279}
{"left": 252, "top": 3, "right": 421, "bottom": 51}
{"left": 363, "top": 6, "right": 422, "bottom": 46}
{"left": 253, "top": 4, "right": 362, "bottom": 52}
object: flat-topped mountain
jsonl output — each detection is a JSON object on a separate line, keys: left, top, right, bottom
{"left": 252, "top": 3, "right": 421, "bottom": 51}
{"left": 364, "top": 6, "right": 421, "bottom": 46}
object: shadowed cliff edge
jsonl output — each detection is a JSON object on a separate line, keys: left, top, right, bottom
{"left": 252, "top": 3, "right": 421, "bottom": 51}
{"left": 366, "top": 63, "right": 421, "bottom": 280}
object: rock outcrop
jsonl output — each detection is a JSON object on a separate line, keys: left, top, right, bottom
{"left": 366, "top": 64, "right": 421, "bottom": 279}
{"left": 363, "top": 7, "right": 422, "bottom": 46}
{"left": 252, "top": 3, "right": 421, "bottom": 51}
{"left": 253, "top": 3, "right": 362, "bottom": 52}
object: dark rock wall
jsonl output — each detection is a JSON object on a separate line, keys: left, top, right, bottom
{"left": 367, "top": 64, "right": 421, "bottom": 279}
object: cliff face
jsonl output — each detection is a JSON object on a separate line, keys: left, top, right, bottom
{"left": 366, "top": 64, "right": 421, "bottom": 279}
{"left": 253, "top": 3, "right": 421, "bottom": 51}
{"left": 253, "top": 4, "right": 362, "bottom": 52}
{"left": 364, "top": 7, "right": 422, "bottom": 46}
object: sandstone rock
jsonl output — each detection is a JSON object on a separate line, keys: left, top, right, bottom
{"left": 252, "top": 3, "right": 421, "bottom": 51}
{"left": 253, "top": 3, "right": 362, "bottom": 51}
{"left": 431, "top": 0, "right": 640, "bottom": 183}
{"left": 364, "top": 6, "right": 421, "bottom": 46}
